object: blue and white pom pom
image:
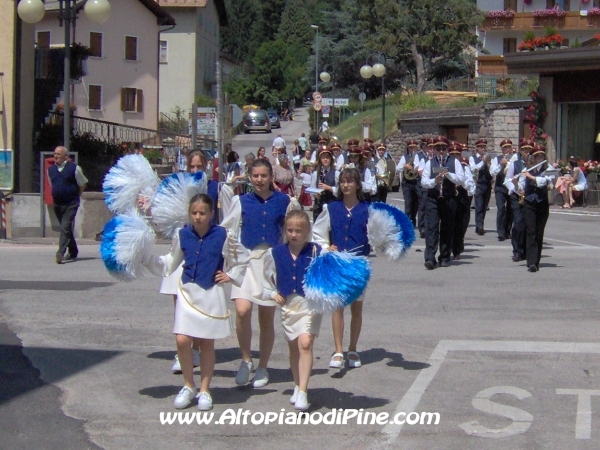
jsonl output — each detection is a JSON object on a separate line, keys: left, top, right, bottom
{"left": 100, "top": 214, "right": 156, "bottom": 281}
{"left": 303, "top": 251, "right": 371, "bottom": 313}
{"left": 367, "top": 202, "right": 416, "bottom": 260}
{"left": 151, "top": 171, "right": 207, "bottom": 239}
{"left": 102, "top": 154, "right": 160, "bottom": 215}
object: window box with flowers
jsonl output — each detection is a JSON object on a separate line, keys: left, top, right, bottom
{"left": 518, "top": 34, "right": 565, "bottom": 51}
{"left": 486, "top": 9, "right": 515, "bottom": 27}
{"left": 583, "top": 160, "right": 600, "bottom": 174}
{"left": 587, "top": 7, "right": 600, "bottom": 22}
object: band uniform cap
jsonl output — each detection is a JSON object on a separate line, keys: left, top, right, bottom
{"left": 331, "top": 142, "right": 342, "bottom": 150}
{"left": 406, "top": 139, "right": 419, "bottom": 148}
{"left": 500, "top": 139, "right": 513, "bottom": 148}
{"left": 460, "top": 156, "right": 469, "bottom": 166}
{"left": 318, "top": 136, "right": 329, "bottom": 144}
{"left": 347, "top": 139, "right": 360, "bottom": 148}
{"left": 362, "top": 145, "right": 375, "bottom": 156}
{"left": 475, "top": 138, "right": 487, "bottom": 147}
{"left": 377, "top": 143, "right": 387, "bottom": 151}
{"left": 426, "top": 138, "right": 436, "bottom": 146}
{"left": 364, "top": 138, "right": 374, "bottom": 145}
{"left": 448, "top": 143, "right": 461, "bottom": 155}
{"left": 318, "top": 146, "right": 333, "bottom": 157}
{"left": 433, "top": 136, "right": 449, "bottom": 146}
{"left": 421, "top": 136, "right": 430, "bottom": 144}
{"left": 519, "top": 138, "right": 534, "bottom": 149}
{"left": 348, "top": 145, "right": 364, "bottom": 156}
{"left": 460, "top": 143, "right": 468, "bottom": 151}
{"left": 531, "top": 145, "right": 546, "bottom": 156}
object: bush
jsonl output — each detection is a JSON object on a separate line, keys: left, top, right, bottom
{"left": 143, "top": 149, "right": 164, "bottom": 164}
{"left": 400, "top": 93, "right": 437, "bottom": 112}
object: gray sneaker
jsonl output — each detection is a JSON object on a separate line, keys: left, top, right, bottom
{"left": 252, "top": 367, "right": 269, "bottom": 388}
{"left": 235, "top": 360, "right": 254, "bottom": 386}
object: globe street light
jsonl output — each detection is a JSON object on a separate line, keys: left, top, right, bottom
{"left": 17, "top": 0, "right": 111, "bottom": 151}
{"left": 360, "top": 54, "right": 387, "bottom": 143}
{"left": 319, "top": 65, "right": 335, "bottom": 125}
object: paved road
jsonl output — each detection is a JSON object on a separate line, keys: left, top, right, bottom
{"left": 1, "top": 202, "right": 600, "bottom": 449}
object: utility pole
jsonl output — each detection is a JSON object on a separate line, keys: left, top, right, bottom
{"left": 215, "top": 61, "right": 224, "bottom": 183}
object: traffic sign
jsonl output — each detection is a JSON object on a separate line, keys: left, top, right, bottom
{"left": 231, "top": 104, "right": 243, "bottom": 127}
{"left": 313, "top": 102, "right": 322, "bottom": 111}
{"left": 322, "top": 106, "right": 331, "bottom": 114}
{"left": 358, "top": 92, "right": 366, "bottom": 102}
{"left": 312, "top": 91, "right": 321, "bottom": 101}
{"left": 321, "top": 98, "right": 349, "bottom": 107}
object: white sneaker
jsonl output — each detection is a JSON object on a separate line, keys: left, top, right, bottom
{"left": 289, "top": 386, "right": 299, "bottom": 404}
{"left": 196, "top": 391, "right": 213, "bottom": 411}
{"left": 174, "top": 386, "right": 197, "bottom": 409}
{"left": 294, "top": 390, "right": 309, "bottom": 411}
{"left": 235, "top": 360, "right": 254, "bottom": 386}
{"left": 252, "top": 367, "right": 269, "bottom": 388}
{"left": 192, "top": 349, "right": 200, "bottom": 367}
{"left": 171, "top": 355, "right": 182, "bottom": 374}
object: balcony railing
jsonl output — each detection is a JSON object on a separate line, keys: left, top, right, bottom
{"left": 481, "top": 11, "right": 598, "bottom": 30}
{"left": 35, "top": 47, "right": 87, "bottom": 81}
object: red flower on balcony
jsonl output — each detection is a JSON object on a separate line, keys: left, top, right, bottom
{"left": 588, "top": 8, "right": 600, "bottom": 16}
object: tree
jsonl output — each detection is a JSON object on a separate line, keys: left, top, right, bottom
{"left": 221, "top": 0, "right": 264, "bottom": 62}
{"left": 356, "top": 0, "right": 483, "bottom": 92}
{"left": 261, "top": 0, "right": 287, "bottom": 42}
{"left": 277, "top": 0, "right": 313, "bottom": 50}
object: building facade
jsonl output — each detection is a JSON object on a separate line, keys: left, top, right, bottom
{"left": 157, "top": 0, "right": 227, "bottom": 118}
{"left": 477, "top": 0, "right": 600, "bottom": 77}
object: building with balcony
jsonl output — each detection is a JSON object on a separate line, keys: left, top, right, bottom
{"left": 476, "top": 0, "right": 600, "bottom": 77}
{"left": 156, "top": 0, "right": 228, "bottom": 119}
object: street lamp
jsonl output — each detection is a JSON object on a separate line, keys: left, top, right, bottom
{"left": 17, "top": 0, "right": 111, "bottom": 151}
{"left": 319, "top": 65, "right": 335, "bottom": 125}
{"left": 360, "top": 53, "right": 387, "bottom": 143}
{"left": 310, "top": 25, "right": 319, "bottom": 93}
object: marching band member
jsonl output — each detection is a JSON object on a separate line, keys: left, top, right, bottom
{"left": 333, "top": 141, "right": 350, "bottom": 170}
{"left": 363, "top": 141, "right": 377, "bottom": 178}
{"left": 396, "top": 139, "right": 420, "bottom": 226}
{"left": 421, "top": 136, "right": 465, "bottom": 269}
{"left": 374, "top": 143, "right": 391, "bottom": 203}
{"left": 310, "top": 145, "right": 339, "bottom": 221}
{"left": 348, "top": 146, "right": 376, "bottom": 202}
{"left": 505, "top": 139, "right": 532, "bottom": 262}
{"left": 518, "top": 144, "right": 555, "bottom": 272}
{"left": 453, "top": 155, "right": 476, "bottom": 260}
{"left": 416, "top": 138, "right": 434, "bottom": 238}
{"left": 490, "top": 139, "right": 515, "bottom": 242}
{"left": 470, "top": 139, "right": 493, "bottom": 236}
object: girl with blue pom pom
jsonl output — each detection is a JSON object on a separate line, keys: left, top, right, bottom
{"left": 263, "top": 210, "right": 323, "bottom": 411}
{"left": 312, "top": 167, "right": 370, "bottom": 370}
{"left": 152, "top": 193, "right": 249, "bottom": 411}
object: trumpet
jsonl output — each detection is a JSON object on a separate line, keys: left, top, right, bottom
{"left": 432, "top": 166, "right": 448, "bottom": 198}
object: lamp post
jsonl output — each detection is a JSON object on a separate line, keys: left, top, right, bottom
{"left": 360, "top": 53, "right": 387, "bottom": 143}
{"left": 18, "top": 0, "right": 111, "bottom": 152}
{"left": 310, "top": 24, "right": 319, "bottom": 129}
{"left": 319, "top": 65, "right": 334, "bottom": 125}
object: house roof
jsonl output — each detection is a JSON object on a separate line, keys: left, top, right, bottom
{"left": 505, "top": 48, "right": 600, "bottom": 75}
{"left": 43, "top": 0, "right": 175, "bottom": 26}
{"left": 157, "top": 0, "right": 228, "bottom": 27}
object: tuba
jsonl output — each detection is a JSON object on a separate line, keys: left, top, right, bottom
{"left": 403, "top": 156, "right": 419, "bottom": 180}
{"left": 376, "top": 158, "right": 389, "bottom": 187}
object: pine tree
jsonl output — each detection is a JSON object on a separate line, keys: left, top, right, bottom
{"left": 276, "top": 0, "right": 313, "bottom": 49}
{"left": 221, "top": 0, "right": 265, "bottom": 62}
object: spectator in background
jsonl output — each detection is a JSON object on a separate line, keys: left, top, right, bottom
{"left": 176, "top": 147, "right": 189, "bottom": 172}
{"left": 298, "top": 133, "right": 309, "bottom": 153}
{"left": 272, "top": 134, "right": 287, "bottom": 164}
{"left": 257, "top": 147, "right": 268, "bottom": 160}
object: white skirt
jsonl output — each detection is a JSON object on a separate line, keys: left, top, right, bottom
{"left": 173, "top": 281, "right": 233, "bottom": 340}
{"left": 281, "top": 294, "right": 323, "bottom": 341}
{"left": 159, "top": 264, "right": 183, "bottom": 295}
{"left": 230, "top": 244, "right": 278, "bottom": 307}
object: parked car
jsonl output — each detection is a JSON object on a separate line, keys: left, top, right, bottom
{"left": 268, "top": 111, "right": 281, "bottom": 129}
{"left": 243, "top": 110, "right": 272, "bottom": 134}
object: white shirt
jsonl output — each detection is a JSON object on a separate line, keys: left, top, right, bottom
{"left": 362, "top": 166, "right": 377, "bottom": 195}
{"left": 490, "top": 153, "right": 516, "bottom": 178}
{"left": 335, "top": 153, "right": 346, "bottom": 169}
{"left": 395, "top": 153, "right": 416, "bottom": 176}
{"left": 517, "top": 168, "right": 556, "bottom": 193}
{"left": 461, "top": 166, "right": 476, "bottom": 197}
{"left": 298, "top": 137, "right": 309, "bottom": 151}
{"left": 504, "top": 158, "right": 522, "bottom": 194}
{"left": 421, "top": 157, "right": 465, "bottom": 189}
{"left": 272, "top": 136, "right": 286, "bottom": 150}
{"left": 300, "top": 172, "right": 312, "bottom": 188}
{"left": 469, "top": 154, "right": 485, "bottom": 172}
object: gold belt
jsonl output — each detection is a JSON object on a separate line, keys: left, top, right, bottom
{"left": 178, "top": 279, "right": 231, "bottom": 320}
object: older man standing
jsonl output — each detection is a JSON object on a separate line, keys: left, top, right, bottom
{"left": 48, "top": 146, "right": 87, "bottom": 264}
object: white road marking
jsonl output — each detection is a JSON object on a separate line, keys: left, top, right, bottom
{"left": 380, "top": 340, "right": 600, "bottom": 445}
{"left": 556, "top": 389, "right": 600, "bottom": 439}
{"left": 542, "top": 237, "right": 600, "bottom": 248}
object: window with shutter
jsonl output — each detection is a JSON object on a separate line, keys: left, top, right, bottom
{"left": 159, "top": 40, "right": 168, "bottom": 63}
{"left": 89, "top": 85, "right": 102, "bottom": 110}
{"left": 125, "top": 36, "right": 137, "bottom": 61}
{"left": 37, "top": 31, "right": 50, "bottom": 48}
{"left": 136, "top": 90, "right": 143, "bottom": 113}
{"left": 503, "top": 38, "right": 517, "bottom": 55}
{"left": 90, "top": 32, "right": 102, "bottom": 57}
{"left": 121, "top": 88, "right": 141, "bottom": 112}
{"left": 503, "top": 0, "right": 517, "bottom": 10}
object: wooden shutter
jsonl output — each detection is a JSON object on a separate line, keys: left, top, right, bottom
{"left": 37, "top": 31, "right": 50, "bottom": 48}
{"left": 89, "top": 85, "right": 101, "bottom": 110}
{"left": 121, "top": 88, "right": 127, "bottom": 111}
{"left": 503, "top": 0, "right": 517, "bottom": 10}
{"left": 125, "top": 36, "right": 137, "bottom": 61}
{"left": 503, "top": 38, "right": 517, "bottom": 55}
{"left": 90, "top": 32, "right": 102, "bottom": 57}
{"left": 136, "top": 90, "right": 143, "bottom": 113}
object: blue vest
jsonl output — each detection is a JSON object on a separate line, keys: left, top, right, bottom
{"left": 494, "top": 155, "right": 509, "bottom": 194}
{"left": 179, "top": 225, "right": 226, "bottom": 290}
{"left": 514, "top": 157, "right": 525, "bottom": 175}
{"left": 49, "top": 162, "right": 80, "bottom": 205}
{"left": 427, "top": 156, "right": 457, "bottom": 199}
{"left": 474, "top": 155, "right": 492, "bottom": 186}
{"left": 207, "top": 180, "right": 219, "bottom": 225}
{"left": 318, "top": 167, "right": 336, "bottom": 203}
{"left": 328, "top": 200, "right": 370, "bottom": 256}
{"left": 239, "top": 191, "right": 289, "bottom": 249}
{"left": 272, "top": 242, "right": 321, "bottom": 297}
{"left": 524, "top": 170, "right": 548, "bottom": 204}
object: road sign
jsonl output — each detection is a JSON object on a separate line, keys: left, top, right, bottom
{"left": 312, "top": 91, "right": 321, "bottom": 101}
{"left": 321, "top": 98, "right": 349, "bottom": 107}
{"left": 313, "top": 102, "right": 322, "bottom": 111}
{"left": 322, "top": 106, "right": 331, "bottom": 114}
{"left": 189, "top": 107, "right": 216, "bottom": 135}
{"left": 231, "top": 104, "right": 243, "bottom": 127}
{"left": 358, "top": 92, "right": 366, "bottom": 102}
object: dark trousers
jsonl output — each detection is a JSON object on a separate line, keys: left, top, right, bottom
{"left": 495, "top": 189, "right": 512, "bottom": 238}
{"left": 375, "top": 184, "right": 388, "bottom": 204}
{"left": 417, "top": 182, "right": 426, "bottom": 234}
{"left": 474, "top": 183, "right": 492, "bottom": 230}
{"left": 510, "top": 194, "right": 526, "bottom": 259}
{"left": 424, "top": 195, "right": 456, "bottom": 263}
{"left": 53, "top": 201, "right": 79, "bottom": 257}
{"left": 453, "top": 190, "right": 471, "bottom": 257}
{"left": 523, "top": 200, "right": 549, "bottom": 268}
{"left": 401, "top": 181, "right": 419, "bottom": 226}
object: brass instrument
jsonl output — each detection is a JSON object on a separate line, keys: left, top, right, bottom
{"left": 432, "top": 166, "right": 447, "bottom": 198}
{"left": 403, "top": 156, "right": 419, "bottom": 181}
{"left": 376, "top": 158, "right": 389, "bottom": 187}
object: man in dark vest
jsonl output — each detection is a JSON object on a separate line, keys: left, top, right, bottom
{"left": 469, "top": 139, "right": 493, "bottom": 235}
{"left": 48, "top": 146, "right": 88, "bottom": 264}
{"left": 490, "top": 139, "right": 514, "bottom": 241}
